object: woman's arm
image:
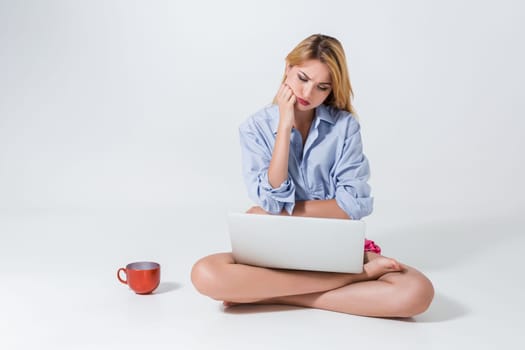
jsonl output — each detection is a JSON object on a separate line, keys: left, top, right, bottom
{"left": 268, "top": 84, "right": 295, "bottom": 188}
{"left": 332, "top": 118, "right": 373, "bottom": 220}
{"left": 268, "top": 122, "right": 292, "bottom": 188}
{"left": 248, "top": 199, "right": 351, "bottom": 220}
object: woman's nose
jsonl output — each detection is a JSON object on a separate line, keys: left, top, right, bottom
{"left": 303, "top": 82, "right": 314, "bottom": 99}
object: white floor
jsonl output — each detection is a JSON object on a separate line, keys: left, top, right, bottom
{"left": 1, "top": 201, "right": 524, "bottom": 350}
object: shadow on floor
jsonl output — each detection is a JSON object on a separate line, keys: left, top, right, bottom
{"left": 222, "top": 303, "right": 303, "bottom": 314}
{"left": 222, "top": 292, "right": 467, "bottom": 322}
{"left": 386, "top": 292, "right": 469, "bottom": 323}
{"left": 414, "top": 292, "right": 469, "bottom": 322}
{"left": 154, "top": 281, "right": 182, "bottom": 294}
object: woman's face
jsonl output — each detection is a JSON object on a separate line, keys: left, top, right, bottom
{"left": 285, "top": 59, "right": 332, "bottom": 112}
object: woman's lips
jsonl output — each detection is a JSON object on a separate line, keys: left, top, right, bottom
{"left": 297, "top": 97, "right": 310, "bottom": 106}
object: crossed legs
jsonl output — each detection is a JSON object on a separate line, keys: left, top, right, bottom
{"left": 191, "top": 252, "right": 434, "bottom": 318}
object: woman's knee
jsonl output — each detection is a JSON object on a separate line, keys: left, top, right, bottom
{"left": 383, "top": 267, "right": 434, "bottom": 318}
{"left": 190, "top": 253, "right": 233, "bottom": 299}
{"left": 394, "top": 273, "right": 434, "bottom": 317}
{"left": 190, "top": 257, "right": 213, "bottom": 296}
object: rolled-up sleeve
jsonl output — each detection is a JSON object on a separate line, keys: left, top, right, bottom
{"left": 333, "top": 119, "right": 373, "bottom": 220}
{"left": 239, "top": 125, "right": 296, "bottom": 215}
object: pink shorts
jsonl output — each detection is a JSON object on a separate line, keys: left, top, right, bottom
{"left": 364, "top": 239, "right": 381, "bottom": 254}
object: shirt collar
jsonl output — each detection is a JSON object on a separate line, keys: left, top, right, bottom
{"left": 271, "top": 104, "right": 336, "bottom": 134}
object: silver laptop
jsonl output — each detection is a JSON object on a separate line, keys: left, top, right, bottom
{"left": 227, "top": 212, "right": 365, "bottom": 273}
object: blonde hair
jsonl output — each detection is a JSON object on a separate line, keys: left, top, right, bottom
{"left": 274, "top": 34, "right": 356, "bottom": 115}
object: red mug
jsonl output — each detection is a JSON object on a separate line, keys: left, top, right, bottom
{"left": 117, "top": 261, "right": 160, "bottom": 294}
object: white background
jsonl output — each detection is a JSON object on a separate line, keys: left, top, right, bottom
{"left": 1, "top": 1, "right": 524, "bottom": 349}
{"left": 2, "top": 0, "right": 523, "bottom": 215}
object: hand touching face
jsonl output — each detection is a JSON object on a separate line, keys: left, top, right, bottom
{"left": 284, "top": 59, "right": 332, "bottom": 112}
{"left": 275, "top": 83, "right": 296, "bottom": 128}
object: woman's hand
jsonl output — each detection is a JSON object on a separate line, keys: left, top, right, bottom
{"left": 275, "top": 83, "right": 296, "bottom": 130}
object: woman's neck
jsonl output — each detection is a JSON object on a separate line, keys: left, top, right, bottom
{"left": 294, "top": 108, "right": 315, "bottom": 129}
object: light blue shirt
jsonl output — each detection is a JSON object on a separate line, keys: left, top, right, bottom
{"left": 239, "top": 104, "right": 373, "bottom": 220}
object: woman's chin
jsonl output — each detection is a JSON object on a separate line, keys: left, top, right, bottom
{"left": 295, "top": 104, "right": 315, "bottom": 113}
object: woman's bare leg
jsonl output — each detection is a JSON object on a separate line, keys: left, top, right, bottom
{"left": 234, "top": 253, "right": 434, "bottom": 317}
{"left": 191, "top": 252, "right": 401, "bottom": 303}
{"left": 191, "top": 252, "right": 433, "bottom": 317}
{"left": 265, "top": 267, "right": 433, "bottom": 317}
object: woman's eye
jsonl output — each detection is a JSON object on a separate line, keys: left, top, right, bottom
{"left": 298, "top": 75, "right": 308, "bottom": 82}
{"left": 318, "top": 86, "right": 329, "bottom": 91}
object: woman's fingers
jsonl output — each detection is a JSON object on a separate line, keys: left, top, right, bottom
{"left": 276, "top": 83, "right": 296, "bottom": 129}
{"left": 277, "top": 83, "right": 285, "bottom": 97}
{"left": 276, "top": 84, "right": 296, "bottom": 129}
{"left": 280, "top": 84, "right": 295, "bottom": 104}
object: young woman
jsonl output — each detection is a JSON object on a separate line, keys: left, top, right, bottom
{"left": 191, "top": 34, "right": 434, "bottom": 318}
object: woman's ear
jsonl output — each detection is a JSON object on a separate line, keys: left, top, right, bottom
{"left": 285, "top": 64, "right": 292, "bottom": 76}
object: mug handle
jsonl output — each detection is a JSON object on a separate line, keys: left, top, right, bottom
{"left": 117, "top": 268, "right": 127, "bottom": 284}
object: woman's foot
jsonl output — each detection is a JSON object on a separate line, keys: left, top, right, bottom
{"left": 223, "top": 301, "right": 240, "bottom": 307}
{"left": 363, "top": 255, "right": 402, "bottom": 279}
